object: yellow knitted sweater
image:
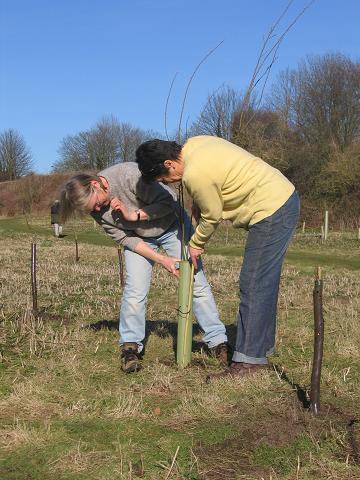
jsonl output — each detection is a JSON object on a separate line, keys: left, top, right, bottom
{"left": 181, "top": 136, "right": 295, "bottom": 249}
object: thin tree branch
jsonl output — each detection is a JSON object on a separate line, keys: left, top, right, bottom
{"left": 164, "top": 72, "right": 178, "bottom": 140}
{"left": 177, "top": 40, "right": 224, "bottom": 143}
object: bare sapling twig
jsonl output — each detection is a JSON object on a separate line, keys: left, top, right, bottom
{"left": 237, "top": 0, "right": 315, "bottom": 135}
{"left": 31, "top": 242, "right": 38, "bottom": 315}
{"left": 117, "top": 246, "right": 125, "bottom": 288}
{"left": 310, "top": 266, "right": 324, "bottom": 415}
{"left": 164, "top": 72, "right": 178, "bottom": 140}
{"left": 169, "top": 40, "right": 224, "bottom": 143}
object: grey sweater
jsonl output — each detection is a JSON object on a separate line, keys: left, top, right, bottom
{"left": 90, "top": 162, "right": 178, "bottom": 251}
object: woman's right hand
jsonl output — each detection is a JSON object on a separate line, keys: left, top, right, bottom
{"left": 158, "top": 255, "right": 181, "bottom": 278}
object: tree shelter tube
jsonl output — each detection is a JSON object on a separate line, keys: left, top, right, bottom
{"left": 176, "top": 260, "right": 195, "bottom": 367}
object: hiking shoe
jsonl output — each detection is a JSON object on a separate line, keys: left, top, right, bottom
{"left": 206, "top": 362, "right": 270, "bottom": 382}
{"left": 209, "top": 342, "right": 229, "bottom": 367}
{"left": 121, "top": 342, "right": 142, "bottom": 373}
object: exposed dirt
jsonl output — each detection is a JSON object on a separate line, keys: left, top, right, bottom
{"left": 195, "top": 404, "right": 360, "bottom": 480}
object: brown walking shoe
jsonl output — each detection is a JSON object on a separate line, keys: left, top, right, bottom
{"left": 206, "top": 361, "right": 270, "bottom": 382}
{"left": 208, "top": 342, "right": 230, "bottom": 367}
{"left": 121, "top": 342, "right": 142, "bottom": 373}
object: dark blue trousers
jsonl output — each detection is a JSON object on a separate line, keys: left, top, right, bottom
{"left": 233, "top": 191, "right": 300, "bottom": 364}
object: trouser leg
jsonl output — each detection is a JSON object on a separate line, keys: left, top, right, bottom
{"left": 119, "top": 247, "right": 153, "bottom": 352}
{"left": 233, "top": 191, "right": 300, "bottom": 364}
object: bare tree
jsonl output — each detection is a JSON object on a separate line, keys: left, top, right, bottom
{"left": 269, "top": 52, "right": 360, "bottom": 196}
{"left": 190, "top": 85, "right": 242, "bottom": 140}
{"left": 0, "top": 129, "right": 33, "bottom": 181}
{"left": 53, "top": 116, "right": 154, "bottom": 172}
{"left": 271, "top": 54, "right": 360, "bottom": 150}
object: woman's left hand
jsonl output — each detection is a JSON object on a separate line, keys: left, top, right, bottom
{"left": 110, "top": 197, "right": 137, "bottom": 221}
{"left": 188, "top": 246, "right": 204, "bottom": 270}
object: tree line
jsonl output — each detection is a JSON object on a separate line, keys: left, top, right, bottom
{"left": 1, "top": 52, "right": 359, "bottom": 222}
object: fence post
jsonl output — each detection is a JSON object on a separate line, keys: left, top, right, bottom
{"left": 324, "top": 210, "right": 329, "bottom": 241}
{"left": 75, "top": 234, "right": 80, "bottom": 262}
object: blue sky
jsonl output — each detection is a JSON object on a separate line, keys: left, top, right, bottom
{"left": 1, "top": 0, "right": 359, "bottom": 173}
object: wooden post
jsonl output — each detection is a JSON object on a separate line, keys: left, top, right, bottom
{"left": 310, "top": 267, "right": 324, "bottom": 415}
{"left": 75, "top": 234, "right": 79, "bottom": 262}
{"left": 321, "top": 225, "right": 324, "bottom": 243}
{"left": 31, "top": 242, "right": 38, "bottom": 315}
{"left": 357, "top": 227, "right": 360, "bottom": 240}
{"left": 117, "top": 246, "right": 125, "bottom": 288}
{"left": 302, "top": 221, "right": 306, "bottom": 234}
{"left": 324, "top": 211, "right": 329, "bottom": 241}
{"left": 176, "top": 261, "right": 194, "bottom": 367}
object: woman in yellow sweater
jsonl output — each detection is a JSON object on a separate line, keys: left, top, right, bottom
{"left": 136, "top": 136, "right": 300, "bottom": 377}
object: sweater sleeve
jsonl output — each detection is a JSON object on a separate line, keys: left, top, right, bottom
{"left": 135, "top": 180, "right": 177, "bottom": 220}
{"left": 184, "top": 173, "right": 223, "bottom": 249}
{"left": 90, "top": 213, "right": 142, "bottom": 251}
{"left": 100, "top": 222, "right": 142, "bottom": 251}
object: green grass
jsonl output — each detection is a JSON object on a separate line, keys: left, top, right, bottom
{"left": 207, "top": 245, "right": 360, "bottom": 271}
{"left": 1, "top": 215, "right": 359, "bottom": 270}
{"left": 1, "top": 216, "right": 360, "bottom": 479}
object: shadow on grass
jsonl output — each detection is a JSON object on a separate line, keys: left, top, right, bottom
{"left": 86, "top": 319, "right": 237, "bottom": 363}
{"left": 273, "top": 365, "right": 310, "bottom": 409}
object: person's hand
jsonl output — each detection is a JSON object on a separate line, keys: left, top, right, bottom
{"left": 110, "top": 197, "right": 137, "bottom": 221}
{"left": 158, "top": 255, "right": 181, "bottom": 278}
{"left": 188, "top": 246, "right": 204, "bottom": 270}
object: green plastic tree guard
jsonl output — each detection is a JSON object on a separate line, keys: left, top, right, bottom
{"left": 176, "top": 260, "right": 194, "bottom": 367}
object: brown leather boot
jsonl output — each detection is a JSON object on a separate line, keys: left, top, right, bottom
{"left": 206, "top": 361, "right": 270, "bottom": 382}
{"left": 208, "top": 342, "right": 230, "bottom": 367}
{"left": 121, "top": 342, "right": 142, "bottom": 373}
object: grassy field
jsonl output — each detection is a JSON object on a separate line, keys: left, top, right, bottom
{"left": 1, "top": 216, "right": 360, "bottom": 479}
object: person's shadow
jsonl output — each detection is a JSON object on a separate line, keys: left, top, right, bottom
{"left": 86, "top": 318, "right": 237, "bottom": 362}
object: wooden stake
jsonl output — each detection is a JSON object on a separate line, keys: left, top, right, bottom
{"left": 310, "top": 267, "right": 324, "bottom": 415}
{"left": 75, "top": 234, "right": 79, "bottom": 262}
{"left": 31, "top": 242, "right": 38, "bottom": 315}
{"left": 117, "top": 246, "right": 125, "bottom": 288}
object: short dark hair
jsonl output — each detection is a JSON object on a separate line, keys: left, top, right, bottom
{"left": 136, "top": 139, "right": 182, "bottom": 182}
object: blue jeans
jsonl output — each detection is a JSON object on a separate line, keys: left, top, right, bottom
{"left": 119, "top": 223, "right": 227, "bottom": 352}
{"left": 233, "top": 191, "right": 300, "bottom": 365}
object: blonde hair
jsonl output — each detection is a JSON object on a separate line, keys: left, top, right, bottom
{"left": 60, "top": 173, "right": 104, "bottom": 222}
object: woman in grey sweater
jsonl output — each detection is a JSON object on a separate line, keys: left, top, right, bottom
{"left": 60, "top": 162, "right": 228, "bottom": 372}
